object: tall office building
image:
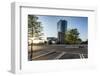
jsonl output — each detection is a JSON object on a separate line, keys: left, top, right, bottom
{"left": 57, "top": 20, "right": 67, "bottom": 44}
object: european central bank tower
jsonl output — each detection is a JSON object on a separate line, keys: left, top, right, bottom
{"left": 57, "top": 20, "right": 67, "bottom": 44}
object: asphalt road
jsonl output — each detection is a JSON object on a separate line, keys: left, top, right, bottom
{"left": 28, "top": 44, "right": 88, "bottom": 61}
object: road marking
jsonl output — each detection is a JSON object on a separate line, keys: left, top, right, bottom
{"left": 79, "top": 54, "right": 82, "bottom": 59}
{"left": 81, "top": 54, "right": 85, "bottom": 58}
{"left": 54, "top": 52, "right": 66, "bottom": 59}
{"left": 32, "top": 50, "right": 55, "bottom": 59}
{"left": 79, "top": 54, "right": 85, "bottom": 59}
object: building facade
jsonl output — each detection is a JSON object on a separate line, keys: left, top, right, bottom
{"left": 57, "top": 20, "right": 67, "bottom": 44}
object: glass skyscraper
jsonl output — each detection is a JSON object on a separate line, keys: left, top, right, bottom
{"left": 57, "top": 20, "right": 67, "bottom": 44}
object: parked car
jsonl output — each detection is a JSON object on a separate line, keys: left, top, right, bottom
{"left": 28, "top": 37, "right": 47, "bottom": 44}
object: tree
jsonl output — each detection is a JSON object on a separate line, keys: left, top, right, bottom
{"left": 65, "top": 28, "right": 82, "bottom": 44}
{"left": 81, "top": 39, "right": 88, "bottom": 44}
{"left": 28, "top": 15, "right": 43, "bottom": 38}
{"left": 28, "top": 15, "right": 44, "bottom": 61}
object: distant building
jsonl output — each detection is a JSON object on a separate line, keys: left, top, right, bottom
{"left": 57, "top": 20, "right": 67, "bottom": 44}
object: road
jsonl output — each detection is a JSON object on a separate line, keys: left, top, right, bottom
{"left": 28, "top": 44, "right": 88, "bottom": 61}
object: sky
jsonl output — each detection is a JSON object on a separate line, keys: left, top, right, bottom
{"left": 36, "top": 15, "right": 88, "bottom": 41}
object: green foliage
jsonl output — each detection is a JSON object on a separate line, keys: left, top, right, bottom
{"left": 65, "top": 28, "right": 82, "bottom": 44}
{"left": 28, "top": 15, "right": 43, "bottom": 37}
{"left": 81, "top": 39, "right": 88, "bottom": 44}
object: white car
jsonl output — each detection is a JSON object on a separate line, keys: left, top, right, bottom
{"left": 29, "top": 37, "right": 47, "bottom": 44}
{"left": 33, "top": 38, "right": 45, "bottom": 44}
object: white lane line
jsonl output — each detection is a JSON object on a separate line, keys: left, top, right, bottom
{"left": 79, "top": 54, "right": 82, "bottom": 59}
{"left": 81, "top": 54, "right": 85, "bottom": 58}
{"left": 32, "top": 50, "right": 55, "bottom": 59}
{"left": 79, "top": 54, "right": 85, "bottom": 59}
{"left": 54, "top": 52, "right": 66, "bottom": 59}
